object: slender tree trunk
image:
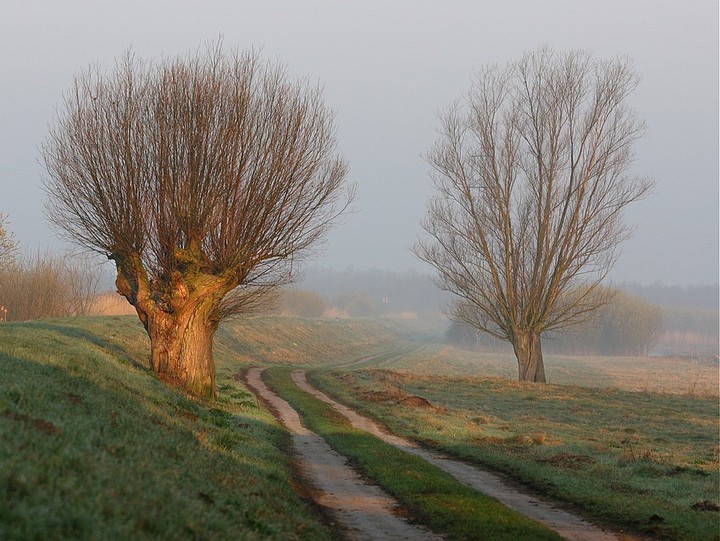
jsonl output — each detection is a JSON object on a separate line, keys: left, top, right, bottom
{"left": 511, "top": 330, "right": 546, "bottom": 383}
{"left": 145, "top": 303, "right": 219, "bottom": 399}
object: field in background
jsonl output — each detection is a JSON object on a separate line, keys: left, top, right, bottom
{"left": 380, "top": 344, "right": 719, "bottom": 398}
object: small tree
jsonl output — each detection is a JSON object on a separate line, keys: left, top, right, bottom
{"left": 278, "top": 289, "right": 327, "bottom": 318}
{"left": 43, "top": 45, "right": 351, "bottom": 398}
{"left": 594, "top": 291, "right": 663, "bottom": 356}
{"left": 542, "top": 288, "right": 664, "bottom": 356}
{"left": 417, "top": 48, "right": 652, "bottom": 382}
{"left": 0, "top": 214, "right": 18, "bottom": 272}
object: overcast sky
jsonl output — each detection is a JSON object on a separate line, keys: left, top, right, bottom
{"left": 1, "top": 0, "right": 717, "bottom": 286}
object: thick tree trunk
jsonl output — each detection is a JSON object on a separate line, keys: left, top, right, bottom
{"left": 511, "top": 330, "right": 546, "bottom": 383}
{"left": 112, "top": 253, "right": 233, "bottom": 399}
{"left": 145, "top": 304, "right": 219, "bottom": 399}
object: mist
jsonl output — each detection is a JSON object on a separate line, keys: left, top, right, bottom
{"left": 1, "top": 0, "right": 717, "bottom": 286}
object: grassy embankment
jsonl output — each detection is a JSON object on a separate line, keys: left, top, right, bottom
{"left": 263, "top": 367, "right": 563, "bottom": 541}
{"left": 0, "top": 315, "right": 415, "bottom": 540}
{"left": 214, "top": 314, "right": 417, "bottom": 368}
{"left": 310, "top": 369, "right": 720, "bottom": 541}
{"left": 3, "top": 314, "right": 717, "bottom": 539}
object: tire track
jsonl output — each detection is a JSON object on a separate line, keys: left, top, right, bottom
{"left": 245, "top": 367, "right": 441, "bottom": 541}
{"left": 293, "top": 370, "right": 645, "bottom": 541}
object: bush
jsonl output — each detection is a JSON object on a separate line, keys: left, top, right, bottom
{"left": 0, "top": 252, "right": 101, "bottom": 321}
{"left": 277, "top": 289, "right": 327, "bottom": 318}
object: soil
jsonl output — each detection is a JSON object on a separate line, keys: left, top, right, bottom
{"left": 537, "top": 453, "right": 599, "bottom": 470}
{"left": 397, "top": 395, "right": 435, "bottom": 408}
{"left": 691, "top": 500, "right": 720, "bottom": 512}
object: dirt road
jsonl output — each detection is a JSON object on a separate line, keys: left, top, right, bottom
{"left": 246, "top": 366, "right": 647, "bottom": 541}
{"left": 245, "top": 367, "right": 441, "bottom": 541}
{"left": 292, "top": 370, "right": 640, "bottom": 541}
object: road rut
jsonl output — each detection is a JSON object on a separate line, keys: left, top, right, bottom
{"left": 245, "top": 367, "right": 441, "bottom": 541}
{"left": 293, "top": 370, "right": 640, "bottom": 541}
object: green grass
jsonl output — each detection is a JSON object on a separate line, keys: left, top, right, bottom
{"left": 4, "top": 313, "right": 717, "bottom": 540}
{"left": 310, "top": 369, "right": 720, "bottom": 541}
{"left": 0, "top": 318, "right": 333, "bottom": 541}
{"left": 263, "top": 367, "right": 563, "bottom": 541}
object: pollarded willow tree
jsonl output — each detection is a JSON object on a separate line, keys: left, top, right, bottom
{"left": 416, "top": 48, "right": 653, "bottom": 383}
{"left": 43, "top": 45, "right": 351, "bottom": 398}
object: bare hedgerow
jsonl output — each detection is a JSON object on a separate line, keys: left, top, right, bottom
{"left": 0, "top": 214, "right": 18, "bottom": 273}
{"left": 0, "top": 252, "right": 101, "bottom": 321}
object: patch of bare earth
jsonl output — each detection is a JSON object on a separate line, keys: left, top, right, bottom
{"left": 293, "top": 370, "right": 650, "bottom": 541}
{"left": 244, "top": 368, "right": 440, "bottom": 541}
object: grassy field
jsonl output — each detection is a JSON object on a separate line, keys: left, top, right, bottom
{"left": 376, "top": 343, "right": 720, "bottom": 398}
{"left": 263, "top": 367, "right": 563, "bottom": 541}
{"left": 309, "top": 369, "right": 720, "bottom": 541}
{"left": 0, "top": 317, "right": 339, "bottom": 540}
{"left": 2, "top": 314, "right": 718, "bottom": 540}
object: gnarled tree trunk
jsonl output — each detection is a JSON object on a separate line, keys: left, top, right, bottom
{"left": 114, "top": 255, "right": 228, "bottom": 399}
{"left": 511, "top": 330, "right": 546, "bottom": 383}
{"left": 145, "top": 304, "right": 219, "bottom": 399}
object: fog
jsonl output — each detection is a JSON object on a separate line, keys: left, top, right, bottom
{"left": 1, "top": 0, "right": 717, "bottom": 286}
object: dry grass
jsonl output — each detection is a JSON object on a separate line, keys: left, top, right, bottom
{"left": 384, "top": 344, "right": 720, "bottom": 398}
{"left": 90, "top": 291, "right": 136, "bottom": 316}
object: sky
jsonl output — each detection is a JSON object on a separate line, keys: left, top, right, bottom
{"left": 0, "top": 0, "right": 718, "bottom": 286}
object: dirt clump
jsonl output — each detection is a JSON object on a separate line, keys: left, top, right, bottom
{"left": 398, "top": 395, "right": 434, "bottom": 408}
{"left": 2, "top": 410, "right": 62, "bottom": 435}
{"left": 361, "top": 390, "right": 404, "bottom": 402}
{"left": 361, "top": 388, "right": 436, "bottom": 410}
{"left": 537, "top": 453, "right": 598, "bottom": 470}
{"left": 691, "top": 500, "right": 720, "bottom": 512}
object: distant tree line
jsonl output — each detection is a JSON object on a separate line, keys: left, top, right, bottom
{"left": 295, "top": 269, "right": 717, "bottom": 357}
{"left": 447, "top": 289, "right": 664, "bottom": 356}
{"left": 654, "top": 306, "right": 719, "bottom": 357}
{"left": 619, "top": 282, "right": 718, "bottom": 356}
{"left": 619, "top": 282, "right": 719, "bottom": 310}
{"left": 273, "top": 287, "right": 407, "bottom": 319}
{"left": 297, "top": 267, "right": 449, "bottom": 316}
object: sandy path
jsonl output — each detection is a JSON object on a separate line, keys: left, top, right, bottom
{"left": 292, "top": 370, "right": 635, "bottom": 541}
{"left": 245, "top": 367, "right": 441, "bottom": 541}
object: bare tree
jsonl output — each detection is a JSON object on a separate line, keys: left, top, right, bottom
{"left": 416, "top": 48, "right": 653, "bottom": 382}
{"left": 43, "top": 44, "right": 351, "bottom": 398}
{"left": 0, "top": 214, "right": 18, "bottom": 272}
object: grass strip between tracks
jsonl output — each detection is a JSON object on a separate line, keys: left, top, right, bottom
{"left": 263, "top": 367, "right": 563, "bottom": 541}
